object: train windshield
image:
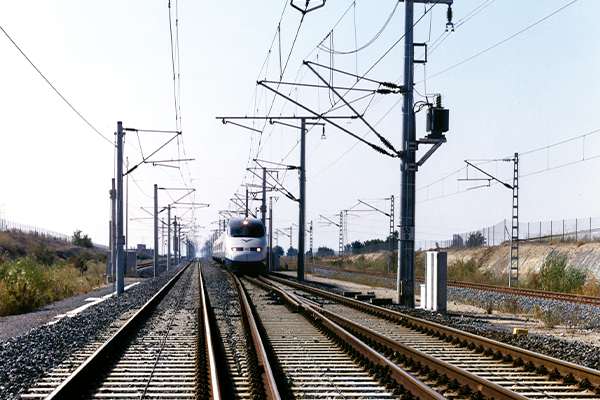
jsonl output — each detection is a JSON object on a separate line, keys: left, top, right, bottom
{"left": 228, "top": 220, "right": 265, "bottom": 238}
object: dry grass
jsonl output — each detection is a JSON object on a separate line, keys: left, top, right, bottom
{"left": 0, "top": 229, "right": 102, "bottom": 261}
{"left": 0, "top": 256, "right": 106, "bottom": 317}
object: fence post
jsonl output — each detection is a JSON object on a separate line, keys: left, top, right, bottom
{"left": 576, "top": 219, "right": 578, "bottom": 242}
{"left": 539, "top": 221, "right": 542, "bottom": 243}
{"left": 550, "top": 221, "right": 552, "bottom": 243}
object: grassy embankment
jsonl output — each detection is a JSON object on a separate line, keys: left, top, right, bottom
{"left": 295, "top": 245, "right": 600, "bottom": 296}
{"left": 0, "top": 230, "right": 106, "bottom": 317}
{"left": 282, "top": 241, "right": 600, "bottom": 326}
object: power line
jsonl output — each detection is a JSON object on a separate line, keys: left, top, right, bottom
{"left": 454, "top": 0, "right": 496, "bottom": 29}
{"left": 424, "top": 0, "right": 579, "bottom": 81}
{"left": 0, "top": 25, "right": 114, "bottom": 147}
{"left": 317, "top": 0, "right": 401, "bottom": 55}
{"left": 416, "top": 128, "right": 600, "bottom": 203}
{"left": 306, "top": 0, "right": 581, "bottom": 180}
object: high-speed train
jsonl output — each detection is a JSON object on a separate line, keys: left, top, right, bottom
{"left": 213, "top": 218, "right": 267, "bottom": 272}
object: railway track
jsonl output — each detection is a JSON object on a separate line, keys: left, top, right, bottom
{"left": 21, "top": 260, "right": 205, "bottom": 399}
{"left": 201, "top": 261, "right": 444, "bottom": 399}
{"left": 257, "top": 273, "right": 600, "bottom": 399}
{"left": 241, "top": 276, "right": 444, "bottom": 399}
{"left": 307, "top": 263, "right": 600, "bottom": 306}
{"left": 21, "top": 260, "right": 599, "bottom": 399}
{"left": 200, "top": 260, "right": 277, "bottom": 399}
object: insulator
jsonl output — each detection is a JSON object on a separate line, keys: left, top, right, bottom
{"left": 446, "top": 5, "right": 454, "bottom": 32}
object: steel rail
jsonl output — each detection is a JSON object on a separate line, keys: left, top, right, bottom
{"left": 45, "top": 261, "right": 193, "bottom": 400}
{"left": 246, "top": 275, "right": 446, "bottom": 400}
{"left": 449, "top": 279, "right": 600, "bottom": 306}
{"left": 256, "top": 276, "right": 526, "bottom": 400}
{"left": 306, "top": 263, "right": 600, "bottom": 306}
{"left": 199, "top": 263, "right": 221, "bottom": 399}
{"left": 230, "top": 273, "right": 280, "bottom": 400}
{"left": 265, "top": 273, "right": 600, "bottom": 388}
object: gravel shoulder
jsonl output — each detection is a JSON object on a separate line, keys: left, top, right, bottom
{"left": 0, "top": 264, "right": 185, "bottom": 400}
{"left": 0, "top": 277, "right": 141, "bottom": 342}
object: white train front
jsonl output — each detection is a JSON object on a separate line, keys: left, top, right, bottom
{"left": 213, "top": 218, "right": 267, "bottom": 272}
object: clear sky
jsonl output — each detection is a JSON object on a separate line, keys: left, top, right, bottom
{"left": 1, "top": 0, "right": 598, "bottom": 253}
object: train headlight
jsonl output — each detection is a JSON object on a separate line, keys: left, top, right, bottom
{"left": 250, "top": 247, "right": 262, "bottom": 252}
{"left": 256, "top": 247, "right": 262, "bottom": 252}
{"left": 231, "top": 247, "right": 243, "bottom": 252}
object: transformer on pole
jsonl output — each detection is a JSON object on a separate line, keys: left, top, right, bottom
{"left": 398, "top": 0, "right": 452, "bottom": 308}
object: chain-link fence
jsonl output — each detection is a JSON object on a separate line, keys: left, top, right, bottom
{"left": 0, "top": 218, "right": 70, "bottom": 242}
{"left": 416, "top": 216, "right": 600, "bottom": 251}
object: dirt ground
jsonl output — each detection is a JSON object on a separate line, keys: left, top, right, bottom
{"left": 277, "top": 270, "right": 600, "bottom": 349}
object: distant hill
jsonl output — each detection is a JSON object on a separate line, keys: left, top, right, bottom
{"left": 0, "top": 229, "right": 105, "bottom": 261}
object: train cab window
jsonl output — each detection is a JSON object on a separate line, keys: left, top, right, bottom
{"left": 228, "top": 219, "right": 265, "bottom": 237}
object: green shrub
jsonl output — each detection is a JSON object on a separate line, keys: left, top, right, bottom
{"left": 466, "top": 231, "right": 486, "bottom": 248}
{"left": 539, "top": 308, "right": 562, "bottom": 329}
{"left": 0, "top": 233, "right": 19, "bottom": 257}
{"left": 72, "top": 230, "right": 94, "bottom": 248}
{"left": 32, "top": 242, "right": 56, "bottom": 265}
{"left": 69, "top": 256, "right": 87, "bottom": 273}
{"left": 539, "top": 252, "right": 588, "bottom": 293}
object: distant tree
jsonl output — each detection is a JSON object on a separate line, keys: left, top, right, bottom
{"left": 364, "top": 238, "right": 384, "bottom": 248}
{"left": 316, "top": 246, "right": 334, "bottom": 257}
{"left": 465, "top": 231, "right": 486, "bottom": 248}
{"left": 286, "top": 247, "right": 298, "bottom": 257}
{"left": 351, "top": 240, "right": 364, "bottom": 254}
{"left": 72, "top": 230, "right": 94, "bottom": 248}
{"left": 273, "top": 245, "right": 285, "bottom": 256}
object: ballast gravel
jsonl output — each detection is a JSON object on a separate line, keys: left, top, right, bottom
{"left": 279, "top": 271, "right": 600, "bottom": 371}
{"left": 0, "top": 264, "right": 184, "bottom": 400}
{"left": 3, "top": 264, "right": 600, "bottom": 399}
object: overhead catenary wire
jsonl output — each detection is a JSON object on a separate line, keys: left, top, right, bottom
{"left": 0, "top": 25, "right": 114, "bottom": 147}
{"left": 416, "top": 128, "right": 600, "bottom": 203}
{"left": 453, "top": 0, "right": 496, "bottom": 29}
{"left": 235, "top": 1, "right": 302, "bottom": 202}
{"left": 423, "top": 0, "right": 579, "bottom": 82}
{"left": 317, "top": 0, "right": 401, "bottom": 55}
{"left": 299, "top": 0, "right": 583, "bottom": 187}
{"left": 168, "top": 0, "right": 180, "bottom": 129}
{"left": 233, "top": 0, "right": 566, "bottom": 238}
